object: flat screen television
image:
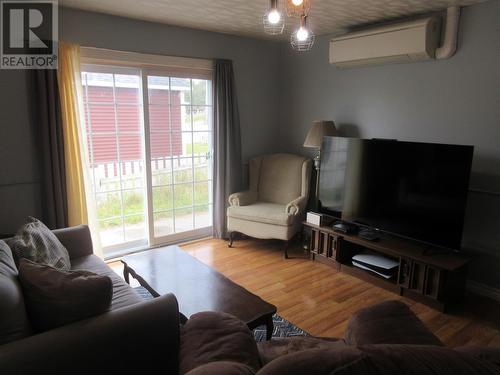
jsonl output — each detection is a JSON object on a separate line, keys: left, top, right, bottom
{"left": 319, "top": 137, "right": 473, "bottom": 251}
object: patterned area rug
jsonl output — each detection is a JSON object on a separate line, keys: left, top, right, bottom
{"left": 134, "top": 286, "right": 308, "bottom": 342}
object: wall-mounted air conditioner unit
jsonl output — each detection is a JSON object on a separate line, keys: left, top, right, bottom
{"left": 330, "top": 17, "right": 442, "bottom": 68}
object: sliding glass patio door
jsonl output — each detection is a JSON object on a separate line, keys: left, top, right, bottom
{"left": 81, "top": 65, "right": 213, "bottom": 257}
{"left": 144, "top": 73, "right": 213, "bottom": 246}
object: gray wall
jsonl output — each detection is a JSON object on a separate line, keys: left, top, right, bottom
{"left": 277, "top": 0, "right": 500, "bottom": 287}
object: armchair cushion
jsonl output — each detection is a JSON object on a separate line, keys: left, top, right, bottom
{"left": 229, "top": 191, "right": 258, "bottom": 207}
{"left": 227, "top": 203, "right": 293, "bottom": 226}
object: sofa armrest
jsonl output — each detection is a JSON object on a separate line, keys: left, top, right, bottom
{"left": 52, "top": 225, "right": 93, "bottom": 260}
{"left": 228, "top": 191, "right": 258, "bottom": 207}
{"left": 0, "top": 294, "right": 180, "bottom": 375}
{"left": 285, "top": 196, "right": 307, "bottom": 216}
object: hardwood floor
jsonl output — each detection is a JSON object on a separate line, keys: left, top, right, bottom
{"left": 111, "top": 237, "right": 500, "bottom": 347}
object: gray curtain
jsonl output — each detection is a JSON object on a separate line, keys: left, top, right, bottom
{"left": 213, "top": 59, "right": 242, "bottom": 239}
{"left": 33, "top": 70, "right": 68, "bottom": 229}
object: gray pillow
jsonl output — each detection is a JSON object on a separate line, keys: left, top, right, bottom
{"left": 0, "top": 240, "right": 32, "bottom": 344}
{"left": 8, "top": 217, "right": 71, "bottom": 270}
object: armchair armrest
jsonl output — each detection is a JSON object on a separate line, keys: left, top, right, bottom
{"left": 0, "top": 294, "right": 180, "bottom": 375}
{"left": 228, "top": 191, "right": 257, "bottom": 206}
{"left": 285, "top": 196, "right": 308, "bottom": 216}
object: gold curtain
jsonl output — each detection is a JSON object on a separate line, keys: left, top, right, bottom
{"left": 57, "top": 42, "right": 88, "bottom": 227}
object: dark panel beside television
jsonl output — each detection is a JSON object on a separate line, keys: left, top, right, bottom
{"left": 318, "top": 137, "right": 473, "bottom": 251}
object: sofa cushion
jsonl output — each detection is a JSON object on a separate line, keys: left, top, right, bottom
{"left": 185, "top": 361, "right": 256, "bottom": 375}
{"left": 227, "top": 202, "right": 293, "bottom": 226}
{"left": 70, "top": 254, "right": 143, "bottom": 311}
{"left": 0, "top": 241, "right": 31, "bottom": 344}
{"left": 345, "top": 300, "right": 443, "bottom": 346}
{"left": 7, "top": 217, "right": 70, "bottom": 270}
{"left": 258, "top": 336, "right": 347, "bottom": 365}
{"left": 180, "top": 311, "right": 261, "bottom": 374}
{"left": 257, "top": 345, "right": 500, "bottom": 375}
{"left": 18, "top": 259, "right": 113, "bottom": 332}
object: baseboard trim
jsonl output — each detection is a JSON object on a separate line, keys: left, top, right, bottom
{"left": 467, "top": 280, "right": 500, "bottom": 302}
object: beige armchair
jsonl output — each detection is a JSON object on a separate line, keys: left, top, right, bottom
{"left": 227, "top": 153, "right": 312, "bottom": 258}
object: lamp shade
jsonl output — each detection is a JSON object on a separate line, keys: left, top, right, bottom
{"left": 303, "top": 120, "right": 337, "bottom": 148}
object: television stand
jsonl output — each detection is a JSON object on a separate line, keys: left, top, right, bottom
{"left": 303, "top": 222, "right": 472, "bottom": 312}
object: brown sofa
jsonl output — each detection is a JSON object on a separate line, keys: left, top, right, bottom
{"left": 1, "top": 225, "right": 499, "bottom": 375}
{"left": 0, "top": 225, "right": 180, "bottom": 374}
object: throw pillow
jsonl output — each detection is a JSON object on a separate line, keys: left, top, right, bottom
{"left": 0, "top": 241, "right": 32, "bottom": 344}
{"left": 8, "top": 217, "right": 71, "bottom": 270}
{"left": 18, "top": 258, "right": 113, "bottom": 332}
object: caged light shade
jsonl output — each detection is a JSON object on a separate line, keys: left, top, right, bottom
{"left": 286, "top": 0, "right": 312, "bottom": 18}
{"left": 291, "top": 15, "right": 315, "bottom": 52}
{"left": 263, "top": 0, "right": 285, "bottom": 35}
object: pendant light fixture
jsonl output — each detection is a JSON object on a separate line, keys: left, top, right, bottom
{"left": 263, "top": 0, "right": 285, "bottom": 35}
{"left": 291, "top": 14, "right": 315, "bottom": 52}
{"left": 286, "top": 0, "right": 311, "bottom": 18}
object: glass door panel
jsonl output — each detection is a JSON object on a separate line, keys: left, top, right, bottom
{"left": 81, "top": 69, "right": 148, "bottom": 255}
{"left": 146, "top": 74, "right": 213, "bottom": 244}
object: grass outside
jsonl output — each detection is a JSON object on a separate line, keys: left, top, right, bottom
{"left": 97, "top": 166, "right": 210, "bottom": 228}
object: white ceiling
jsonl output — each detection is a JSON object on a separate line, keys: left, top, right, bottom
{"left": 60, "top": 0, "right": 486, "bottom": 40}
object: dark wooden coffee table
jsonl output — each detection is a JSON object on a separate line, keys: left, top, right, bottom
{"left": 121, "top": 246, "right": 277, "bottom": 339}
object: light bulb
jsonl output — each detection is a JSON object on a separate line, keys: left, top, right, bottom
{"left": 267, "top": 9, "right": 281, "bottom": 25}
{"left": 296, "top": 27, "right": 309, "bottom": 41}
{"left": 291, "top": 0, "right": 304, "bottom": 5}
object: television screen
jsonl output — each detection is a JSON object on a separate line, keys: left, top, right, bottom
{"left": 319, "top": 137, "right": 473, "bottom": 250}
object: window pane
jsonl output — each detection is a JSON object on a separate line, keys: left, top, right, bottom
{"left": 150, "top": 132, "right": 173, "bottom": 159}
{"left": 115, "top": 74, "right": 140, "bottom": 104}
{"left": 195, "top": 205, "right": 212, "bottom": 229}
{"left": 173, "top": 157, "right": 193, "bottom": 184}
{"left": 99, "top": 218, "right": 124, "bottom": 247}
{"left": 83, "top": 73, "right": 114, "bottom": 103}
{"left": 96, "top": 191, "right": 122, "bottom": 220}
{"left": 87, "top": 103, "right": 116, "bottom": 133}
{"left": 152, "top": 160, "right": 173, "bottom": 186}
{"left": 192, "top": 79, "right": 211, "bottom": 106}
{"left": 124, "top": 214, "right": 146, "bottom": 242}
{"left": 171, "top": 77, "right": 191, "bottom": 104}
{"left": 119, "top": 161, "right": 143, "bottom": 189}
{"left": 194, "top": 181, "right": 210, "bottom": 205}
{"left": 173, "top": 183, "right": 193, "bottom": 208}
{"left": 91, "top": 134, "right": 118, "bottom": 164}
{"left": 118, "top": 134, "right": 142, "bottom": 165}
{"left": 117, "top": 104, "right": 141, "bottom": 132}
{"left": 194, "top": 162, "right": 210, "bottom": 181}
{"left": 148, "top": 76, "right": 170, "bottom": 105}
{"left": 153, "top": 186, "right": 173, "bottom": 212}
{"left": 123, "top": 189, "right": 145, "bottom": 215}
{"left": 149, "top": 103, "right": 170, "bottom": 132}
{"left": 192, "top": 106, "right": 210, "bottom": 131}
{"left": 191, "top": 132, "right": 210, "bottom": 156}
{"left": 175, "top": 207, "right": 194, "bottom": 232}
{"left": 154, "top": 211, "right": 174, "bottom": 237}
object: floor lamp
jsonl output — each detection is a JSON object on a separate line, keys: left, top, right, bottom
{"left": 303, "top": 120, "right": 337, "bottom": 210}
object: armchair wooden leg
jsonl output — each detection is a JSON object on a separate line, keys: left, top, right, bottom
{"left": 228, "top": 231, "right": 235, "bottom": 248}
{"left": 284, "top": 240, "right": 289, "bottom": 259}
